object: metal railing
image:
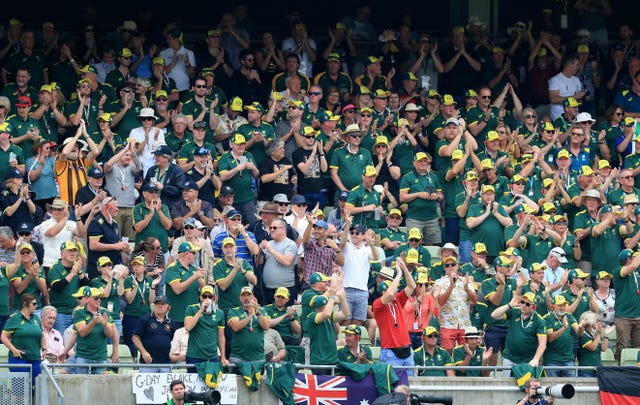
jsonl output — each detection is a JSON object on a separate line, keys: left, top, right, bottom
{"left": 0, "top": 363, "right": 32, "bottom": 405}
{"left": 38, "top": 364, "right": 64, "bottom": 405}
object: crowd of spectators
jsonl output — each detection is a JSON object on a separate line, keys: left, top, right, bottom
{"left": 1, "top": 3, "right": 640, "bottom": 391}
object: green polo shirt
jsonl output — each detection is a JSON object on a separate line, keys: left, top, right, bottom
{"left": 467, "top": 204, "right": 509, "bottom": 257}
{"left": 218, "top": 151, "right": 257, "bottom": 205}
{"left": 466, "top": 106, "right": 499, "bottom": 146}
{"left": 47, "top": 261, "right": 82, "bottom": 315}
{"left": 329, "top": 146, "right": 373, "bottom": 191}
{"left": 501, "top": 308, "right": 546, "bottom": 364}
{"left": 0, "top": 267, "right": 9, "bottom": 317}
{"left": 482, "top": 278, "right": 517, "bottom": 329}
{"left": 543, "top": 312, "right": 577, "bottom": 364}
{"left": 132, "top": 202, "right": 171, "bottom": 250}
{"left": 0, "top": 144, "right": 25, "bottom": 182}
{"left": 212, "top": 258, "right": 254, "bottom": 313}
{"left": 73, "top": 305, "right": 113, "bottom": 360}
{"left": 612, "top": 264, "right": 640, "bottom": 318}
{"left": 9, "top": 264, "right": 45, "bottom": 309}
{"left": 91, "top": 277, "right": 122, "bottom": 320}
{"left": 105, "top": 100, "right": 143, "bottom": 137}
{"left": 185, "top": 304, "right": 225, "bottom": 359}
{"left": 452, "top": 344, "right": 486, "bottom": 376}
{"left": 414, "top": 345, "right": 453, "bottom": 376}
{"left": 7, "top": 115, "right": 41, "bottom": 159}
{"left": 3, "top": 311, "right": 42, "bottom": 361}
{"left": 166, "top": 261, "right": 201, "bottom": 322}
{"left": 305, "top": 310, "right": 338, "bottom": 365}
{"left": 235, "top": 122, "right": 276, "bottom": 166}
{"left": 380, "top": 227, "right": 408, "bottom": 258}
{"left": 578, "top": 331, "right": 602, "bottom": 367}
{"left": 227, "top": 306, "right": 269, "bottom": 361}
{"left": 346, "top": 184, "right": 381, "bottom": 228}
{"left": 399, "top": 171, "right": 441, "bottom": 220}
{"left": 336, "top": 345, "right": 373, "bottom": 363}
{"left": 122, "top": 275, "right": 153, "bottom": 317}
{"left": 177, "top": 141, "right": 217, "bottom": 164}
{"left": 263, "top": 303, "right": 299, "bottom": 339}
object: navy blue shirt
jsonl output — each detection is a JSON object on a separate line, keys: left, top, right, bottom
{"left": 132, "top": 313, "right": 176, "bottom": 364}
{"left": 87, "top": 213, "right": 122, "bottom": 279}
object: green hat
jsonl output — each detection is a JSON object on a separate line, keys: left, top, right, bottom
{"left": 563, "top": 97, "right": 581, "bottom": 108}
{"left": 344, "top": 324, "right": 361, "bottom": 336}
{"left": 310, "top": 272, "right": 330, "bottom": 284}
{"left": 378, "top": 280, "right": 392, "bottom": 293}
{"left": 568, "top": 268, "right": 588, "bottom": 282}
{"left": 178, "top": 241, "right": 201, "bottom": 253}
{"left": 310, "top": 295, "right": 328, "bottom": 308}
{"left": 595, "top": 271, "right": 612, "bottom": 280}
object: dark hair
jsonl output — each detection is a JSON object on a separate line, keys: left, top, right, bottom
{"left": 285, "top": 52, "right": 300, "bottom": 64}
{"left": 20, "top": 293, "right": 36, "bottom": 309}
{"left": 169, "top": 379, "right": 185, "bottom": 391}
{"left": 239, "top": 49, "right": 254, "bottom": 61}
{"left": 605, "top": 104, "right": 623, "bottom": 121}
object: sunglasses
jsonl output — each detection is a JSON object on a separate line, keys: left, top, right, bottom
{"left": 195, "top": 85, "right": 207, "bottom": 88}
{"left": 375, "top": 144, "right": 387, "bottom": 148}
{"left": 615, "top": 112, "right": 624, "bottom": 116}
{"left": 444, "top": 263, "right": 457, "bottom": 268}
{"left": 184, "top": 226, "right": 195, "bottom": 230}
{"left": 525, "top": 114, "right": 536, "bottom": 119}
{"left": 141, "top": 117, "right": 154, "bottom": 121}
{"left": 520, "top": 301, "right": 533, "bottom": 307}
{"left": 277, "top": 202, "right": 289, "bottom": 206}
{"left": 100, "top": 263, "right": 113, "bottom": 267}
{"left": 514, "top": 182, "right": 526, "bottom": 186}
{"left": 17, "top": 232, "right": 30, "bottom": 236}
{"left": 20, "top": 251, "right": 32, "bottom": 255}
{"left": 288, "top": 106, "right": 301, "bottom": 109}
{"left": 350, "top": 231, "right": 363, "bottom": 235}
{"left": 350, "top": 134, "right": 362, "bottom": 139}
{"left": 121, "top": 56, "right": 132, "bottom": 60}
{"left": 480, "top": 95, "right": 491, "bottom": 99}
{"left": 308, "top": 92, "right": 322, "bottom": 96}
{"left": 156, "top": 97, "right": 168, "bottom": 102}
{"left": 425, "top": 334, "right": 438, "bottom": 338}
{"left": 269, "top": 226, "right": 283, "bottom": 230}
{"left": 213, "top": 218, "right": 222, "bottom": 223}
{"left": 30, "top": 302, "right": 38, "bottom": 306}
{"left": 201, "top": 295, "right": 214, "bottom": 299}
{"left": 409, "top": 239, "right": 420, "bottom": 242}
{"left": 570, "top": 132, "right": 584, "bottom": 136}
{"left": 294, "top": 203, "right": 307, "bottom": 207}
{"left": 360, "top": 114, "right": 372, "bottom": 117}
{"left": 303, "top": 135, "right": 315, "bottom": 139}
{"left": 621, "top": 175, "right": 634, "bottom": 179}
{"left": 0, "top": 105, "right": 6, "bottom": 109}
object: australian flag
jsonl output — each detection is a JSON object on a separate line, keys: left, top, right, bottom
{"left": 293, "top": 370, "right": 409, "bottom": 405}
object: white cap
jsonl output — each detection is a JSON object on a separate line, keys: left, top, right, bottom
{"left": 549, "top": 247, "right": 568, "bottom": 263}
{"left": 575, "top": 112, "right": 595, "bottom": 123}
{"left": 438, "top": 242, "right": 459, "bottom": 257}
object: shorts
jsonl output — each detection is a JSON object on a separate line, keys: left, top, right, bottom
{"left": 484, "top": 325, "right": 508, "bottom": 352}
{"left": 345, "top": 288, "right": 369, "bottom": 321}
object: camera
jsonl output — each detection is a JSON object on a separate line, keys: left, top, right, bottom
{"left": 532, "top": 384, "right": 575, "bottom": 399}
{"left": 184, "top": 389, "right": 221, "bottom": 405}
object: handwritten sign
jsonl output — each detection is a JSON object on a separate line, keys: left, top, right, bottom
{"left": 131, "top": 373, "right": 237, "bottom": 404}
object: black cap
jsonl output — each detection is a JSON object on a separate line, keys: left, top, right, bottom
{"left": 182, "top": 180, "right": 199, "bottom": 191}
{"left": 220, "top": 185, "right": 234, "bottom": 196}
{"left": 88, "top": 167, "right": 104, "bottom": 178}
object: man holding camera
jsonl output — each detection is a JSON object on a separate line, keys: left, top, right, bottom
{"left": 166, "top": 380, "right": 193, "bottom": 405}
{"left": 517, "top": 378, "right": 555, "bottom": 405}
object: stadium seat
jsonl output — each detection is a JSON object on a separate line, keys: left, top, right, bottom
{"left": 369, "top": 346, "right": 381, "bottom": 361}
{"left": 425, "top": 246, "right": 441, "bottom": 265}
{"left": 601, "top": 349, "right": 617, "bottom": 366}
{"left": 0, "top": 345, "right": 8, "bottom": 372}
{"left": 620, "top": 348, "right": 640, "bottom": 366}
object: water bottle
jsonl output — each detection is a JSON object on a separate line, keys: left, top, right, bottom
{"left": 374, "top": 207, "right": 380, "bottom": 221}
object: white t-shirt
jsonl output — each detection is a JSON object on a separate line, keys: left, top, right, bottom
{"left": 129, "top": 126, "right": 166, "bottom": 175}
{"left": 42, "top": 218, "right": 77, "bottom": 267}
{"left": 159, "top": 46, "right": 196, "bottom": 91}
{"left": 548, "top": 72, "right": 582, "bottom": 119}
{"left": 342, "top": 241, "right": 373, "bottom": 291}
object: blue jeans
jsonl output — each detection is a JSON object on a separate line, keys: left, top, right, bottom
{"left": 344, "top": 288, "right": 369, "bottom": 322}
{"left": 74, "top": 357, "right": 107, "bottom": 374}
{"left": 444, "top": 218, "right": 460, "bottom": 245}
{"left": 303, "top": 191, "right": 327, "bottom": 210}
{"left": 235, "top": 200, "right": 257, "bottom": 229}
{"left": 108, "top": 319, "right": 123, "bottom": 344}
{"left": 9, "top": 357, "right": 41, "bottom": 387}
{"left": 380, "top": 348, "right": 414, "bottom": 376}
{"left": 458, "top": 240, "right": 472, "bottom": 264}
{"left": 54, "top": 313, "right": 73, "bottom": 335}
{"left": 545, "top": 361, "right": 576, "bottom": 377}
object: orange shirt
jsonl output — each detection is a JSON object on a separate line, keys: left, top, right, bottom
{"left": 55, "top": 158, "right": 90, "bottom": 205}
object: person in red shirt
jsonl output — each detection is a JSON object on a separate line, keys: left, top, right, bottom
{"left": 372, "top": 256, "right": 416, "bottom": 375}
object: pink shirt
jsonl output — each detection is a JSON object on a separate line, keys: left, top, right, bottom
{"left": 43, "top": 327, "right": 65, "bottom": 357}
